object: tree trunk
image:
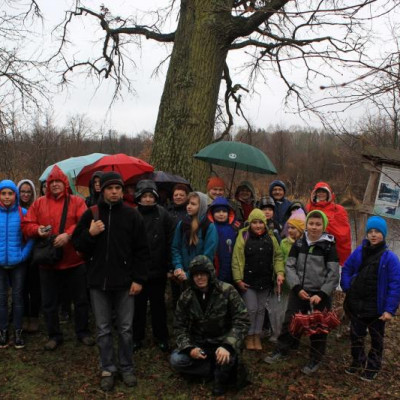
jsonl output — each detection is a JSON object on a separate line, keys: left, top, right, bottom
{"left": 150, "top": 0, "right": 233, "bottom": 190}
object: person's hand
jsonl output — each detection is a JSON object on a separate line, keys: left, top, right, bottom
{"left": 215, "top": 347, "right": 230, "bottom": 365}
{"left": 237, "top": 280, "right": 249, "bottom": 292}
{"left": 38, "top": 226, "right": 51, "bottom": 238}
{"left": 53, "top": 233, "right": 70, "bottom": 248}
{"left": 89, "top": 219, "right": 105, "bottom": 236}
{"left": 298, "top": 290, "right": 310, "bottom": 301}
{"left": 190, "top": 347, "right": 207, "bottom": 360}
{"left": 174, "top": 268, "right": 187, "bottom": 281}
{"left": 310, "top": 295, "right": 321, "bottom": 305}
{"left": 277, "top": 274, "right": 285, "bottom": 287}
{"left": 129, "top": 282, "right": 142, "bottom": 295}
{"left": 379, "top": 312, "right": 393, "bottom": 322}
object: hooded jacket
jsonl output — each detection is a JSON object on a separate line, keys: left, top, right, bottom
{"left": 306, "top": 182, "right": 352, "bottom": 266}
{"left": 269, "top": 180, "right": 292, "bottom": 230}
{"left": 22, "top": 165, "right": 87, "bottom": 270}
{"left": 207, "top": 197, "right": 240, "bottom": 283}
{"left": 0, "top": 180, "right": 34, "bottom": 267}
{"left": 85, "top": 171, "right": 104, "bottom": 207}
{"left": 173, "top": 255, "right": 249, "bottom": 353}
{"left": 233, "top": 180, "right": 256, "bottom": 222}
{"left": 285, "top": 231, "right": 340, "bottom": 298}
{"left": 17, "top": 179, "right": 37, "bottom": 209}
{"left": 231, "top": 208, "right": 284, "bottom": 284}
{"left": 341, "top": 240, "right": 400, "bottom": 316}
{"left": 171, "top": 192, "right": 218, "bottom": 274}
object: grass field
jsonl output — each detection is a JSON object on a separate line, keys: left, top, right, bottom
{"left": 1, "top": 309, "right": 400, "bottom": 399}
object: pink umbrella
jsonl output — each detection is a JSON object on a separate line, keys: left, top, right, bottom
{"left": 76, "top": 153, "right": 154, "bottom": 186}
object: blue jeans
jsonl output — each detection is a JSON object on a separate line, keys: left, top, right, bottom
{"left": 0, "top": 263, "right": 26, "bottom": 330}
{"left": 90, "top": 288, "right": 135, "bottom": 373}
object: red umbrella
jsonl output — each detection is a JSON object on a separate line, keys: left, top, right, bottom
{"left": 289, "top": 309, "right": 340, "bottom": 337}
{"left": 76, "top": 154, "right": 154, "bottom": 186}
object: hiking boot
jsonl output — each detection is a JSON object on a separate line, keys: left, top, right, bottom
{"left": 27, "top": 318, "right": 40, "bottom": 333}
{"left": 79, "top": 336, "right": 95, "bottom": 346}
{"left": 132, "top": 340, "right": 143, "bottom": 353}
{"left": 0, "top": 330, "right": 9, "bottom": 348}
{"left": 100, "top": 371, "right": 114, "bottom": 392}
{"left": 44, "top": 339, "right": 61, "bottom": 351}
{"left": 360, "top": 370, "right": 378, "bottom": 382}
{"left": 212, "top": 380, "right": 227, "bottom": 396}
{"left": 264, "top": 350, "right": 288, "bottom": 364}
{"left": 301, "top": 360, "right": 321, "bottom": 375}
{"left": 345, "top": 361, "right": 363, "bottom": 376}
{"left": 14, "top": 329, "right": 25, "bottom": 349}
{"left": 121, "top": 372, "right": 137, "bottom": 387}
{"left": 245, "top": 335, "right": 255, "bottom": 350}
{"left": 253, "top": 334, "right": 262, "bottom": 350}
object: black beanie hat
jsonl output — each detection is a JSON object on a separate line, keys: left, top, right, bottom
{"left": 100, "top": 172, "right": 124, "bottom": 191}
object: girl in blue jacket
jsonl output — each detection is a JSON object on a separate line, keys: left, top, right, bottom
{"left": 0, "top": 180, "right": 34, "bottom": 349}
{"left": 341, "top": 216, "right": 400, "bottom": 381}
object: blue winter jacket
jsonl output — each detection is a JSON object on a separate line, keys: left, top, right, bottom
{"left": 171, "top": 217, "right": 218, "bottom": 276}
{"left": 341, "top": 240, "right": 400, "bottom": 316}
{"left": 269, "top": 180, "right": 292, "bottom": 229}
{"left": 0, "top": 180, "right": 34, "bottom": 267}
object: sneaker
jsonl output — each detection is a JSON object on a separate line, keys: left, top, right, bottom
{"left": 121, "top": 372, "right": 137, "bottom": 387}
{"left": 345, "top": 362, "right": 363, "bottom": 376}
{"left": 0, "top": 330, "right": 9, "bottom": 348}
{"left": 44, "top": 339, "right": 61, "bottom": 351}
{"left": 100, "top": 371, "right": 114, "bottom": 392}
{"left": 14, "top": 329, "right": 25, "bottom": 349}
{"left": 301, "top": 360, "right": 321, "bottom": 375}
{"left": 79, "top": 336, "right": 95, "bottom": 346}
{"left": 264, "top": 350, "right": 288, "bottom": 364}
{"left": 360, "top": 370, "right": 378, "bottom": 382}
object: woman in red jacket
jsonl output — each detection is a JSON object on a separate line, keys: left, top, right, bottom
{"left": 306, "top": 182, "right": 351, "bottom": 266}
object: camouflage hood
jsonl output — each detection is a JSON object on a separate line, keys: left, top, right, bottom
{"left": 188, "top": 255, "right": 217, "bottom": 288}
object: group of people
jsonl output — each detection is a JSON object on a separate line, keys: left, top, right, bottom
{"left": 1, "top": 166, "right": 400, "bottom": 395}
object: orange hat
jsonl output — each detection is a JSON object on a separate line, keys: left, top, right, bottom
{"left": 207, "top": 177, "right": 225, "bottom": 191}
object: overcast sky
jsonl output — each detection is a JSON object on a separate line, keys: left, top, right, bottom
{"left": 20, "top": 1, "right": 398, "bottom": 135}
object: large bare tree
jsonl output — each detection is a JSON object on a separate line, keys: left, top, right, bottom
{"left": 52, "top": 0, "right": 393, "bottom": 188}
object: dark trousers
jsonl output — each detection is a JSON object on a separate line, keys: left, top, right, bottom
{"left": 277, "top": 290, "right": 331, "bottom": 362}
{"left": 132, "top": 278, "right": 168, "bottom": 342}
{"left": 350, "top": 316, "right": 385, "bottom": 372}
{"left": 23, "top": 261, "right": 41, "bottom": 318}
{"left": 40, "top": 264, "right": 90, "bottom": 342}
{"left": 170, "top": 346, "right": 237, "bottom": 384}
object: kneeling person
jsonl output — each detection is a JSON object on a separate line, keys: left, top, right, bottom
{"left": 170, "top": 255, "right": 249, "bottom": 396}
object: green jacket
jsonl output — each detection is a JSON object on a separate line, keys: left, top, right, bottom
{"left": 173, "top": 256, "right": 249, "bottom": 353}
{"left": 280, "top": 237, "right": 295, "bottom": 263}
{"left": 232, "top": 226, "right": 284, "bottom": 283}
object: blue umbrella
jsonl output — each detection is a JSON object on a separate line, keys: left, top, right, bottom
{"left": 39, "top": 153, "right": 107, "bottom": 194}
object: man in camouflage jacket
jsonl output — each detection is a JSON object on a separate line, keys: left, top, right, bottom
{"left": 170, "top": 255, "right": 249, "bottom": 395}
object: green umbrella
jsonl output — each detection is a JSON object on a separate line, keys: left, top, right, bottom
{"left": 194, "top": 141, "right": 277, "bottom": 194}
{"left": 39, "top": 153, "right": 107, "bottom": 195}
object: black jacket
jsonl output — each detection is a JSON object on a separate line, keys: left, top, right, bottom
{"left": 72, "top": 198, "right": 149, "bottom": 290}
{"left": 137, "top": 204, "right": 175, "bottom": 279}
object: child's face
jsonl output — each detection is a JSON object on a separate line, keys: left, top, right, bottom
{"left": 187, "top": 196, "right": 200, "bottom": 216}
{"left": 367, "top": 229, "right": 384, "bottom": 245}
{"left": 213, "top": 210, "right": 229, "bottom": 223}
{"left": 288, "top": 224, "right": 301, "bottom": 240}
{"left": 250, "top": 219, "right": 266, "bottom": 235}
{"left": 209, "top": 186, "right": 225, "bottom": 200}
{"left": 0, "top": 188, "right": 16, "bottom": 207}
{"left": 316, "top": 189, "right": 329, "bottom": 202}
{"left": 261, "top": 207, "right": 274, "bottom": 220}
{"left": 306, "top": 217, "right": 324, "bottom": 240}
{"left": 140, "top": 192, "right": 156, "bottom": 205}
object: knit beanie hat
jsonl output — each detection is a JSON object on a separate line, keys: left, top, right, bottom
{"left": 100, "top": 172, "right": 124, "bottom": 191}
{"left": 287, "top": 209, "right": 306, "bottom": 234}
{"left": 366, "top": 216, "right": 387, "bottom": 238}
{"left": 207, "top": 177, "right": 225, "bottom": 191}
{"left": 247, "top": 208, "right": 267, "bottom": 226}
{"left": 306, "top": 210, "right": 329, "bottom": 231}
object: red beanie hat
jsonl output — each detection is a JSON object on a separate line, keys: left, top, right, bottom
{"left": 207, "top": 177, "right": 226, "bottom": 191}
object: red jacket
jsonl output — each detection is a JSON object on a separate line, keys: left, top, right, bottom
{"left": 22, "top": 165, "right": 87, "bottom": 270}
{"left": 306, "top": 182, "right": 352, "bottom": 266}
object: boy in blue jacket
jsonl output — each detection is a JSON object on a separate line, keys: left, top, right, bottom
{"left": 341, "top": 216, "right": 400, "bottom": 381}
{"left": 0, "top": 180, "right": 34, "bottom": 349}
